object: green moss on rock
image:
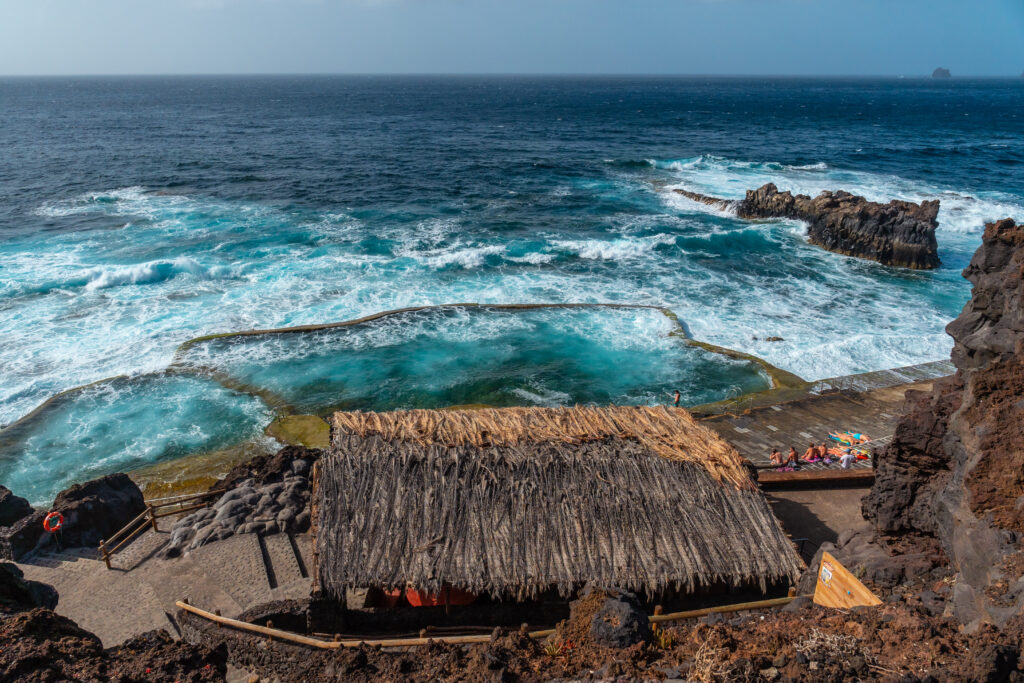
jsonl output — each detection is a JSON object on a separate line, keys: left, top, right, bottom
{"left": 264, "top": 415, "right": 330, "bottom": 449}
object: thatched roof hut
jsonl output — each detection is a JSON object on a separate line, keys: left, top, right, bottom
{"left": 313, "top": 406, "right": 803, "bottom": 603}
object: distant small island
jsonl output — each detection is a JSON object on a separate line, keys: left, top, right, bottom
{"left": 932, "top": 67, "right": 951, "bottom": 78}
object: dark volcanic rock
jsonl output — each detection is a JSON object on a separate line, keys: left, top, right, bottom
{"left": 0, "top": 608, "right": 226, "bottom": 682}
{"left": 862, "top": 375, "right": 962, "bottom": 535}
{"left": 162, "top": 446, "right": 318, "bottom": 557}
{"left": 0, "top": 486, "right": 33, "bottom": 527}
{"left": 211, "top": 445, "right": 322, "bottom": 493}
{"left": 0, "top": 511, "right": 47, "bottom": 561}
{"left": 51, "top": 472, "right": 146, "bottom": 548}
{"left": 0, "top": 562, "right": 57, "bottom": 614}
{"left": 675, "top": 183, "right": 940, "bottom": 269}
{"left": 866, "top": 218, "right": 1024, "bottom": 628}
{"left": 932, "top": 67, "right": 952, "bottom": 78}
{"left": 556, "top": 586, "right": 652, "bottom": 649}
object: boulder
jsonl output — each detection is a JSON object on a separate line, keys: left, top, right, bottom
{"left": 0, "top": 562, "right": 58, "bottom": 613}
{"left": 932, "top": 67, "right": 952, "bottom": 78}
{"left": 51, "top": 473, "right": 146, "bottom": 548}
{"left": 556, "top": 585, "right": 652, "bottom": 649}
{"left": 0, "top": 486, "right": 33, "bottom": 527}
{"left": 675, "top": 183, "right": 940, "bottom": 269}
{"left": 0, "top": 511, "right": 48, "bottom": 561}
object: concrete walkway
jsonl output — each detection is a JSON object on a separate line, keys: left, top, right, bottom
{"left": 15, "top": 529, "right": 312, "bottom": 647}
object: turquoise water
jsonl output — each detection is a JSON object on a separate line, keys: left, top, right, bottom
{"left": 1, "top": 77, "right": 1023, "bottom": 503}
{"left": 2, "top": 306, "right": 768, "bottom": 504}
{"left": 179, "top": 307, "right": 769, "bottom": 413}
{"left": 0, "top": 375, "right": 273, "bottom": 505}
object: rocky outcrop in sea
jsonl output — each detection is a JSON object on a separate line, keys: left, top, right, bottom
{"left": 675, "top": 183, "right": 941, "bottom": 269}
{"left": 864, "top": 218, "right": 1024, "bottom": 629}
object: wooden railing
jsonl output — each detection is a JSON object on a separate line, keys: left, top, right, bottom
{"left": 98, "top": 490, "right": 220, "bottom": 569}
{"left": 175, "top": 590, "right": 799, "bottom": 649}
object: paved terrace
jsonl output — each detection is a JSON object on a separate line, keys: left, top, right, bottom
{"left": 701, "top": 360, "right": 953, "bottom": 479}
{"left": 15, "top": 529, "right": 312, "bottom": 647}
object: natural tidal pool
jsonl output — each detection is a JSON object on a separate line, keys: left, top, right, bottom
{"left": 0, "top": 306, "right": 770, "bottom": 504}
{"left": 177, "top": 306, "right": 771, "bottom": 413}
{"left": 0, "top": 374, "right": 274, "bottom": 506}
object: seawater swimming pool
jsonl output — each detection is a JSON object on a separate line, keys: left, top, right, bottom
{"left": 0, "top": 305, "right": 772, "bottom": 504}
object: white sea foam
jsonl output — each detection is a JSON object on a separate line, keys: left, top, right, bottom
{"left": 505, "top": 252, "right": 557, "bottom": 265}
{"left": 551, "top": 234, "right": 677, "bottom": 260}
{"left": 82, "top": 257, "right": 233, "bottom": 291}
{"left": 3, "top": 167, "right": 1019, "bottom": 429}
{"left": 416, "top": 245, "right": 506, "bottom": 269}
{"left": 510, "top": 385, "right": 572, "bottom": 406}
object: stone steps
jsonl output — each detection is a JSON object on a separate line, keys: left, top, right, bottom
{"left": 189, "top": 533, "right": 270, "bottom": 611}
{"left": 262, "top": 532, "right": 304, "bottom": 588}
{"left": 16, "top": 530, "right": 314, "bottom": 647}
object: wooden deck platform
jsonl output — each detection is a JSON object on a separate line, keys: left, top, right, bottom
{"left": 757, "top": 468, "right": 875, "bottom": 489}
{"left": 701, "top": 361, "right": 951, "bottom": 484}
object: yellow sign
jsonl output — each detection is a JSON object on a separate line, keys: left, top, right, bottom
{"left": 812, "top": 551, "right": 882, "bottom": 609}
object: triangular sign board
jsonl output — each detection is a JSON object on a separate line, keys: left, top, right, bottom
{"left": 812, "top": 551, "right": 882, "bottom": 609}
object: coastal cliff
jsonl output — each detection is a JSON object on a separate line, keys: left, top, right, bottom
{"left": 864, "top": 218, "right": 1024, "bottom": 628}
{"left": 675, "top": 183, "right": 941, "bottom": 269}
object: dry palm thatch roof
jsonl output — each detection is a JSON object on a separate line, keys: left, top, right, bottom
{"left": 331, "top": 405, "right": 754, "bottom": 490}
{"left": 314, "top": 406, "right": 804, "bottom": 602}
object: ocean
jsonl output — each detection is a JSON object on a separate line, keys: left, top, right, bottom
{"left": 1, "top": 76, "right": 1022, "bottom": 503}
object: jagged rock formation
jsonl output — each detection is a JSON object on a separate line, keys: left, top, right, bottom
{"left": 675, "top": 183, "right": 941, "bottom": 269}
{"left": 0, "top": 472, "right": 146, "bottom": 560}
{"left": 51, "top": 472, "right": 146, "bottom": 548}
{"left": 864, "top": 218, "right": 1024, "bottom": 629}
{"left": 933, "top": 67, "right": 952, "bottom": 78}
{"left": 0, "top": 562, "right": 57, "bottom": 614}
{"left": 0, "top": 487, "right": 32, "bottom": 527}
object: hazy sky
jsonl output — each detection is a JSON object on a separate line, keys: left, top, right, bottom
{"left": 1, "top": 0, "right": 1022, "bottom": 76}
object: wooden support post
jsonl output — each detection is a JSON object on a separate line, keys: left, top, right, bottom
{"left": 788, "top": 586, "right": 796, "bottom": 598}
{"left": 148, "top": 504, "right": 158, "bottom": 532}
{"left": 99, "top": 540, "right": 111, "bottom": 570}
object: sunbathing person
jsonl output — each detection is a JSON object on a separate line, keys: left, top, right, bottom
{"left": 840, "top": 449, "right": 857, "bottom": 469}
{"left": 819, "top": 442, "right": 832, "bottom": 462}
{"left": 770, "top": 448, "right": 783, "bottom": 466}
{"left": 785, "top": 447, "right": 799, "bottom": 467}
{"left": 802, "top": 443, "right": 820, "bottom": 462}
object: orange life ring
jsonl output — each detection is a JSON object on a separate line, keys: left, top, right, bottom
{"left": 43, "top": 511, "right": 63, "bottom": 533}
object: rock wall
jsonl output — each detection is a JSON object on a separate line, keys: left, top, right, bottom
{"left": 864, "top": 218, "right": 1024, "bottom": 629}
{"left": 674, "top": 183, "right": 941, "bottom": 269}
